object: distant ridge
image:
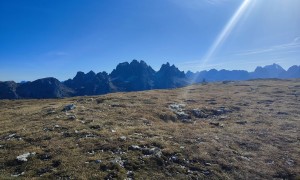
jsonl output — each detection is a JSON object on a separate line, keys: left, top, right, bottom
{"left": 0, "top": 61, "right": 299, "bottom": 99}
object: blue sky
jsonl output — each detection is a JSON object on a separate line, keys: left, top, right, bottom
{"left": 0, "top": 0, "right": 299, "bottom": 81}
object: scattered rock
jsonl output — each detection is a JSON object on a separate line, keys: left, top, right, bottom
{"left": 286, "top": 159, "right": 295, "bottom": 166}
{"left": 96, "top": 98, "right": 105, "bottom": 104}
{"left": 89, "top": 125, "right": 102, "bottom": 130}
{"left": 141, "top": 118, "right": 152, "bottom": 126}
{"left": 202, "top": 170, "right": 211, "bottom": 176}
{"left": 111, "top": 157, "right": 124, "bottom": 167}
{"left": 257, "top": 100, "right": 274, "bottom": 105}
{"left": 52, "top": 160, "right": 61, "bottom": 167}
{"left": 169, "top": 103, "right": 185, "bottom": 111}
{"left": 11, "top": 172, "right": 25, "bottom": 177}
{"left": 38, "top": 153, "right": 52, "bottom": 161}
{"left": 111, "top": 103, "right": 126, "bottom": 108}
{"left": 212, "top": 107, "right": 232, "bottom": 116}
{"left": 95, "top": 159, "right": 102, "bottom": 164}
{"left": 7, "top": 133, "right": 19, "bottom": 140}
{"left": 68, "top": 115, "right": 76, "bottom": 120}
{"left": 87, "top": 150, "right": 95, "bottom": 155}
{"left": 119, "top": 136, "right": 127, "bottom": 141}
{"left": 87, "top": 98, "right": 94, "bottom": 102}
{"left": 192, "top": 109, "right": 208, "bottom": 118}
{"left": 277, "top": 112, "right": 289, "bottom": 115}
{"left": 205, "top": 162, "right": 212, "bottom": 166}
{"left": 142, "top": 147, "right": 162, "bottom": 157}
{"left": 209, "top": 122, "right": 221, "bottom": 127}
{"left": 235, "top": 120, "right": 247, "bottom": 125}
{"left": 219, "top": 116, "right": 227, "bottom": 121}
{"left": 46, "top": 110, "right": 56, "bottom": 114}
{"left": 36, "top": 167, "right": 52, "bottom": 176}
{"left": 63, "top": 104, "right": 76, "bottom": 111}
{"left": 129, "top": 145, "right": 141, "bottom": 151}
{"left": 16, "top": 152, "right": 36, "bottom": 162}
{"left": 265, "top": 159, "right": 274, "bottom": 165}
{"left": 176, "top": 111, "right": 191, "bottom": 121}
{"left": 169, "top": 103, "right": 191, "bottom": 122}
{"left": 127, "top": 171, "right": 134, "bottom": 178}
{"left": 85, "top": 133, "right": 97, "bottom": 138}
{"left": 169, "top": 155, "right": 179, "bottom": 163}
{"left": 240, "top": 156, "right": 251, "bottom": 161}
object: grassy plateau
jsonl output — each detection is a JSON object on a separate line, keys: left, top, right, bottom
{"left": 0, "top": 79, "right": 299, "bottom": 179}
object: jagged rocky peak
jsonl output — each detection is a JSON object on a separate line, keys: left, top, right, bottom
{"left": 75, "top": 71, "right": 85, "bottom": 77}
{"left": 86, "top": 70, "right": 96, "bottom": 76}
{"left": 97, "top": 71, "right": 108, "bottom": 77}
{"left": 64, "top": 69, "right": 110, "bottom": 96}
{"left": 154, "top": 62, "right": 188, "bottom": 89}
{"left": 254, "top": 63, "right": 285, "bottom": 72}
{"left": 264, "top": 63, "right": 285, "bottom": 72}
{"left": 110, "top": 60, "right": 155, "bottom": 78}
{"left": 110, "top": 60, "right": 156, "bottom": 91}
{"left": 253, "top": 63, "right": 286, "bottom": 78}
{"left": 158, "top": 62, "right": 185, "bottom": 78}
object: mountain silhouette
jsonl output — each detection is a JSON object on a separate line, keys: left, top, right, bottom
{"left": 251, "top": 63, "right": 286, "bottom": 79}
{"left": 64, "top": 71, "right": 110, "bottom": 96}
{"left": 17, "top": 77, "right": 74, "bottom": 99}
{"left": 110, "top": 60, "right": 156, "bottom": 91}
{"left": 154, "top": 62, "right": 188, "bottom": 89}
{"left": 0, "top": 61, "right": 299, "bottom": 99}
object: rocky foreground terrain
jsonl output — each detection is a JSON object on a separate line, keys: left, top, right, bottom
{"left": 0, "top": 79, "right": 299, "bottom": 179}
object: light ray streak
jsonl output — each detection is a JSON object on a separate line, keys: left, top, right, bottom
{"left": 180, "top": 0, "right": 253, "bottom": 102}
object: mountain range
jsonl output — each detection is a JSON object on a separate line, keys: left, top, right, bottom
{"left": 0, "top": 60, "right": 299, "bottom": 99}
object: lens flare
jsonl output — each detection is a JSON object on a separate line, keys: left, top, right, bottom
{"left": 180, "top": 0, "right": 253, "bottom": 101}
{"left": 201, "top": 0, "right": 252, "bottom": 66}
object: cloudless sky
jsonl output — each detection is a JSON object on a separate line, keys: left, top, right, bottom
{"left": 0, "top": 0, "right": 299, "bottom": 81}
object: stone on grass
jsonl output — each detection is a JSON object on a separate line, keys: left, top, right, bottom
{"left": 11, "top": 172, "right": 25, "bottom": 177}
{"left": 68, "top": 115, "right": 76, "bottom": 120}
{"left": 95, "top": 159, "right": 102, "bottom": 164}
{"left": 63, "top": 104, "right": 76, "bottom": 111}
{"left": 142, "top": 147, "right": 162, "bottom": 157}
{"left": 112, "top": 157, "right": 124, "bottom": 167}
{"left": 169, "top": 103, "right": 186, "bottom": 111}
{"left": 16, "top": 152, "right": 36, "bottom": 162}
{"left": 169, "top": 103, "right": 192, "bottom": 122}
{"left": 192, "top": 109, "right": 208, "bottom": 118}
{"left": 235, "top": 120, "right": 247, "bottom": 125}
{"left": 119, "top": 136, "right": 127, "bottom": 141}
{"left": 129, "top": 145, "right": 141, "bottom": 151}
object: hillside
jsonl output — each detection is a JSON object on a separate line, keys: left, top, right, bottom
{"left": 0, "top": 79, "right": 299, "bottom": 179}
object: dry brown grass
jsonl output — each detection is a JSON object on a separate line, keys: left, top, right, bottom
{"left": 0, "top": 79, "right": 299, "bottom": 179}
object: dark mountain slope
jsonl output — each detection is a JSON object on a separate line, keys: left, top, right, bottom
{"left": 154, "top": 62, "right": 188, "bottom": 89}
{"left": 0, "top": 81, "right": 19, "bottom": 99}
{"left": 64, "top": 71, "right": 110, "bottom": 96}
{"left": 110, "top": 60, "right": 156, "bottom": 91}
{"left": 17, "top": 77, "right": 74, "bottom": 99}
